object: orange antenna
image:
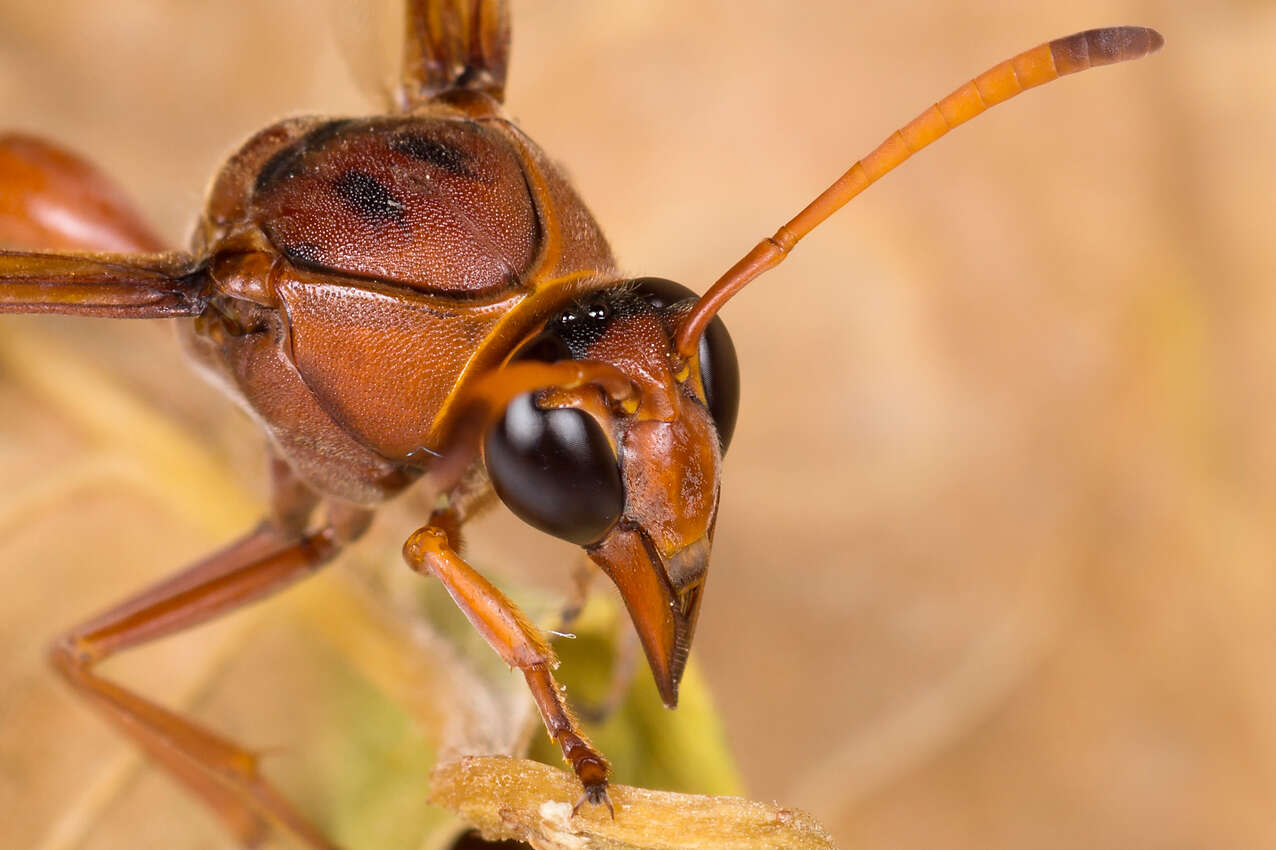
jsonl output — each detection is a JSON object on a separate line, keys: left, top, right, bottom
{"left": 675, "top": 26, "right": 1164, "bottom": 358}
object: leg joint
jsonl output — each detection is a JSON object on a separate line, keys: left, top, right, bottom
{"left": 47, "top": 634, "right": 94, "bottom": 677}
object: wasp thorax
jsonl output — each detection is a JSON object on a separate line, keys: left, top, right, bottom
{"left": 250, "top": 117, "right": 539, "bottom": 295}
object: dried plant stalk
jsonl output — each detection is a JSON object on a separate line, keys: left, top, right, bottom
{"left": 431, "top": 756, "right": 839, "bottom": 850}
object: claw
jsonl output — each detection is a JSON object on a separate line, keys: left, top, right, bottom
{"left": 571, "top": 782, "right": 614, "bottom": 818}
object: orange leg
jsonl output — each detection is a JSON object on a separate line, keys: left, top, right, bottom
{"left": 402, "top": 518, "right": 612, "bottom": 814}
{"left": 0, "top": 134, "right": 204, "bottom": 318}
{"left": 0, "top": 249, "right": 204, "bottom": 318}
{"left": 49, "top": 498, "right": 370, "bottom": 849}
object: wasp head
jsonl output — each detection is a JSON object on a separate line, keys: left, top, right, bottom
{"left": 483, "top": 278, "right": 738, "bottom": 706}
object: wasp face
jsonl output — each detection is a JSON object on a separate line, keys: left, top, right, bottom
{"left": 484, "top": 278, "right": 738, "bottom": 705}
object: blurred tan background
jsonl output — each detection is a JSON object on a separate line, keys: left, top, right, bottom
{"left": 1, "top": 0, "right": 1274, "bottom": 848}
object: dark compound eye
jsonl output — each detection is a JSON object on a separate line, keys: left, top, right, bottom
{"left": 510, "top": 328, "right": 572, "bottom": 364}
{"left": 483, "top": 393, "right": 623, "bottom": 546}
{"left": 697, "top": 305, "right": 740, "bottom": 452}
{"left": 631, "top": 276, "right": 693, "bottom": 311}
{"left": 631, "top": 277, "right": 741, "bottom": 454}
{"left": 485, "top": 327, "right": 624, "bottom": 545}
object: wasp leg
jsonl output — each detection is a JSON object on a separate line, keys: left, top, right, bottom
{"left": 402, "top": 520, "right": 613, "bottom": 815}
{"left": 49, "top": 490, "right": 369, "bottom": 849}
{"left": 400, "top": 0, "right": 511, "bottom": 109}
{"left": 0, "top": 250, "right": 204, "bottom": 317}
{"left": 0, "top": 136, "right": 202, "bottom": 317}
{"left": 573, "top": 620, "right": 641, "bottom": 727}
{"left": 555, "top": 557, "right": 600, "bottom": 630}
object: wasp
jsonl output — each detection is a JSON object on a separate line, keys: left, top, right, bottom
{"left": 0, "top": 1, "right": 1161, "bottom": 846}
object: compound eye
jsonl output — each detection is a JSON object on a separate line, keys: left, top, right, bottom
{"left": 698, "top": 310, "right": 740, "bottom": 453}
{"left": 631, "top": 276, "right": 696, "bottom": 311}
{"left": 510, "top": 328, "right": 571, "bottom": 363}
{"left": 484, "top": 393, "right": 624, "bottom": 546}
{"left": 632, "top": 277, "right": 741, "bottom": 454}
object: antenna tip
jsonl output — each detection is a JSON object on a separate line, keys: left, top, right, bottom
{"left": 1050, "top": 26, "right": 1166, "bottom": 74}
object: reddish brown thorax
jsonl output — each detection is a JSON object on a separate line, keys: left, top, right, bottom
{"left": 182, "top": 104, "right": 617, "bottom": 504}
{"left": 251, "top": 117, "right": 538, "bottom": 295}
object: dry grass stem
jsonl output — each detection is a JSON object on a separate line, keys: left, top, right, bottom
{"left": 431, "top": 757, "right": 838, "bottom": 850}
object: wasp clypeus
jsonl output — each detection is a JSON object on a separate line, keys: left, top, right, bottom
{"left": 0, "top": 1, "right": 1162, "bottom": 847}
